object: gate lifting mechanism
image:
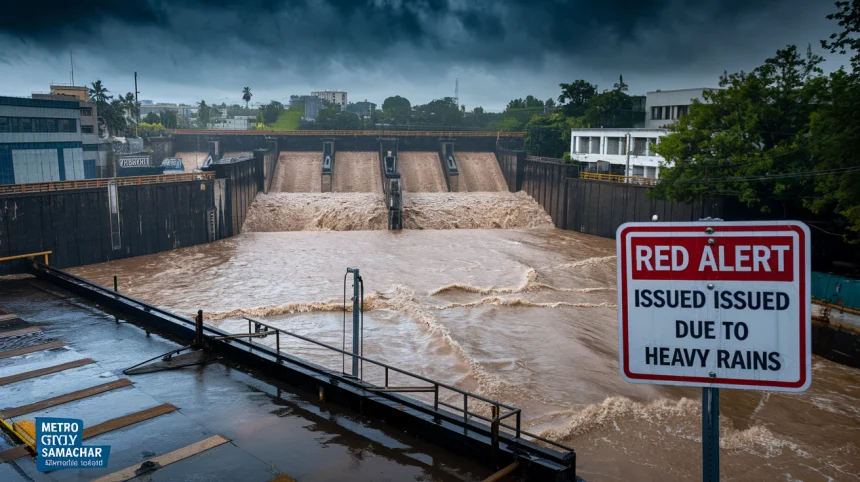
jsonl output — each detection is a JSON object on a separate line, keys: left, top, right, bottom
{"left": 343, "top": 268, "right": 364, "bottom": 378}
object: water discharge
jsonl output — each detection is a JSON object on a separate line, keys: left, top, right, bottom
{"left": 271, "top": 152, "right": 322, "bottom": 192}
{"left": 70, "top": 202, "right": 860, "bottom": 481}
{"left": 398, "top": 151, "right": 448, "bottom": 192}
{"left": 455, "top": 152, "right": 509, "bottom": 192}
{"left": 332, "top": 151, "right": 382, "bottom": 193}
{"left": 173, "top": 151, "right": 208, "bottom": 172}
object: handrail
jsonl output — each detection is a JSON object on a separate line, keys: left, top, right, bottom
{"left": 28, "top": 263, "right": 574, "bottom": 456}
{"left": 172, "top": 129, "right": 525, "bottom": 138}
{"left": 244, "top": 316, "right": 575, "bottom": 453}
{"left": 0, "top": 251, "right": 51, "bottom": 264}
{"left": 580, "top": 171, "right": 660, "bottom": 186}
{"left": 0, "top": 172, "right": 215, "bottom": 196}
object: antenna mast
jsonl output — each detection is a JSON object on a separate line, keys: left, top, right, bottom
{"left": 70, "top": 50, "right": 74, "bottom": 85}
{"left": 454, "top": 77, "right": 459, "bottom": 107}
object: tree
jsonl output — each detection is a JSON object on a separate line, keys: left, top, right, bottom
{"left": 123, "top": 92, "right": 138, "bottom": 121}
{"left": 524, "top": 113, "right": 569, "bottom": 158}
{"left": 812, "top": 0, "right": 860, "bottom": 240}
{"left": 382, "top": 96, "right": 411, "bottom": 125}
{"left": 652, "top": 45, "right": 832, "bottom": 229}
{"left": 159, "top": 110, "right": 178, "bottom": 129}
{"left": 88, "top": 80, "right": 112, "bottom": 104}
{"left": 102, "top": 99, "right": 128, "bottom": 136}
{"left": 197, "top": 100, "right": 210, "bottom": 128}
{"left": 143, "top": 112, "right": 160, "bottom": 124}
{"left": 613, "top": 74, "right": 629, "bottom": 93}
{"left": 257, "top": 101, "right": 283, "bottom": 125}
{"left": 557, "top": 80, "right": 597, "bottom": 117}
{"left": 242, "top": 87, "right": 252, "bottom": 109}
{"left": 137, "top": 122, "right": 167, "bottom": 138}
{"left": 583, "top": 89, "right": 635, "bottom": 128}
{"left": 822, "top": 0, "right": 860, "bottom": 68}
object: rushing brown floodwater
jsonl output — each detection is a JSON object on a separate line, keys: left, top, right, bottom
{"left": 71, "top": 212, "right": 859, "bottom": 481}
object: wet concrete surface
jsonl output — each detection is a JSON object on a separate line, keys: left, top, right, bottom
{"left": 0, "top": 277, "right": 491, "bottom": 481}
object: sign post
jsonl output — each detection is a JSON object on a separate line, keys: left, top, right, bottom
{"left": 616, "top": 221, "right": 811, "bottom": 481}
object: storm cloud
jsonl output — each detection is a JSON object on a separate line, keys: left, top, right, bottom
{"left": 0, "top": 0, "right": 844, "bottom": 110}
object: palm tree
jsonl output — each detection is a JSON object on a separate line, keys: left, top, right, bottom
{"left": 88, "top": 80, "right": 112, "bottom": 104}
{"left": 242, "top": 87, "right": 252, "bottom": 109}
{"left": 123, "top": 92, "right": 137, "bottom": 121}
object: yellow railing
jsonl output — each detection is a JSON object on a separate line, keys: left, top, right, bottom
{"left": 580, "top": 172, "right": 660, "bottom": 186}
{"left": 172, "top": 129, "right": 525, "bottom": 138}
{"left": 0, "top": 172, "right": 215, "bottom": 195}
{"left": 0, "top": 251, "right": 51, "bottom": 265}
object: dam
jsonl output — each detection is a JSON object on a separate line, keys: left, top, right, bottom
{"left": 0, "top": 131, "right": 857, "bottom": 481}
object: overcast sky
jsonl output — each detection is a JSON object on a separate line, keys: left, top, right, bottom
{"left": 0, "top": 0, "right": 848, "bottom": 111}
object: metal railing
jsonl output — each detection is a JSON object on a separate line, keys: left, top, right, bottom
{"left": 172, "top": 129, "right": 525, "bottom": 138}
{"left": 0, "top": 251, "right": 51, "bottom": 265}
{"left": 580, "top": 171, "right": 660, "bottom": 186}
{"left": 243, "top": 316, "right": 574, "bottom": 454}
{"left": 0, "top": 172, "right": 215, "bottom": 195}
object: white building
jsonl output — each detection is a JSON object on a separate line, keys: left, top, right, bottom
{"left": 312, "top": 91, "right": 348, "bottom": 111}
{"left": 645, "top": 88, "right": 715, "bottom": 129}
{"left": 570, "top": 128, "right": 668, "bottom": 179}
{"left": 0, "top": 95, "right": 91, "bottom": 185}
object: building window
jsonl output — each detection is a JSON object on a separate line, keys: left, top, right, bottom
{"left": 81, "top": 125, "right": 94, "bottom": 134}
{"left": 651, "top": 106, "right": 663, "bottom": 120}
{"left": 676, "top": 105, "right": 689, "bottom": 118}
{"left": 631, "top": 138, "right": 648, "bottom": 155}
{"left": 0, "top": 117, "right": 77, "bottom": 133}
{"left": 80, "top": 108, "right": 93, "bottom": 117}
{"left": 0, "top": 146, "right": 13, "bottom": 185}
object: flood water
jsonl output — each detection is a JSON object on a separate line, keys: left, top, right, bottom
{"left": 68, "top": 222, "right": 859, "bottom": 481}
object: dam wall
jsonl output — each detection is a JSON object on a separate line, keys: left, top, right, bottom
{"left": 172, "top": 131, "right": 505, "bottom": 154}
{"left": 0, "top": 178, "right": 216, "bottom": 274}
{"left": 204, "top": 153, "right": 264, "bottom": 237}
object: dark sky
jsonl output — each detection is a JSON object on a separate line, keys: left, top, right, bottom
{"left": 0, "top": 0, "right": 846, "bottom": 111}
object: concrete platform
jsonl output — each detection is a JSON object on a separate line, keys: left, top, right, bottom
{"left": 0, "top": 276, "right": 490, "bottom": 481}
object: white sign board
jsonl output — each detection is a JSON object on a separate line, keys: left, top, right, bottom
{"left": 118, "top": 156, "right": 151, "bottom": 168}
{"left": 616, "top": 221, "right": 811, "bottom": 391}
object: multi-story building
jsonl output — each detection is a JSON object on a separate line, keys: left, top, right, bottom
{"left": 645, "top": 88, "right": 714, "bottom": 129}
{"left": 312, "top": 91, "right": 348, "bottom": 111}
{"left": 347, "top": 100, "right": 376, "bottom": 119}
{"left": 0, "top": 95, "right": 92, "bottom": 185}
{"left": 138, "top": 104, "right": 197, "bottom": 118}
{"left": 570, "top": 128, "right": 668, "bottom": 179}
{"left": 32, "top": 85, "right": 107, "bottom": 176}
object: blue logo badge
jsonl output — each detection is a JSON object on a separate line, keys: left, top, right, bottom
{"left": 36, "top": 417, "right": 110, "bottom": 471}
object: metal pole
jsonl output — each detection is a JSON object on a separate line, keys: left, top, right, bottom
{"left": 134, "top": 72, "right": 140, "bottom": 138}
{"left": 702, "top": 387, "right": 720, "bottom": 481}
{"left": 113, "top": 275, "right": 118, "bottom": 292}
{"left": 347, "top": 268, "right": 360, "bottom": 377}
{"left": 195, "top": 310, "right": 203, "bottom": 348}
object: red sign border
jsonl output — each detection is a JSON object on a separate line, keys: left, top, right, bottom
{"left": 617, "top": 222, "right": 810, "bottom": 390}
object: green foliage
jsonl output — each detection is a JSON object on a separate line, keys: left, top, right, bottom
{"left": 305, "top": 107, "right": 361, "bottom": 130}
{"left": 227, "top": 104, "right": 256, "bottom": 117}
{"left": 523, "top": 113, "right": 569, "bottom": 158}
{"left": 557, "top": 80, "right": 596, "bottom": 117}
{"left": 650, "top": 43, "right": 860, "bottom": 239}
{"left": 507, "top": 95, "right": 544, "bottom": 110}
{"left": 412, "top": 97, "right": 462, "bottom": 127}
{"left": 143, "top": 112, "right": 160, "bottom": 124}
{"left": 257, "top": 101, "right": 283, "bottom": 125}
{"left": 88, "top": 80, "right": 112, "bottom": 104}
{"left": 197, "top": 100, "right": 210, "bottom": 128}
{"left": 488, "top": 116, "right": 523, "bottom": 132}
{"left": 562, "top": 152, "right": 572, "bottom": 162}
{"left": 270, "top": 108, "right": 302, "bottom": 130}
{"left": 158, "top": 110, "right": 178, "bottom": 129}
{"left": 822, "top": 0, "right": 860, "bottom": 69}
{"left": 382, "top": 96, "right": 411, "bottom": 124}
{"left": 137, "top": 122, "right": 167, "bottom": 138}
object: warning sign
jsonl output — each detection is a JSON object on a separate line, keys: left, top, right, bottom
{"left": 616, "top": 221, "right": 811, "bottom": 391}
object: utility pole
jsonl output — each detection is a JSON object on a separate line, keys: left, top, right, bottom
{"left": 134, "top": 72, "right": 140, "bottom": 137}
{"left": 70, "top": 50, "right": 74, "bottom": 85}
